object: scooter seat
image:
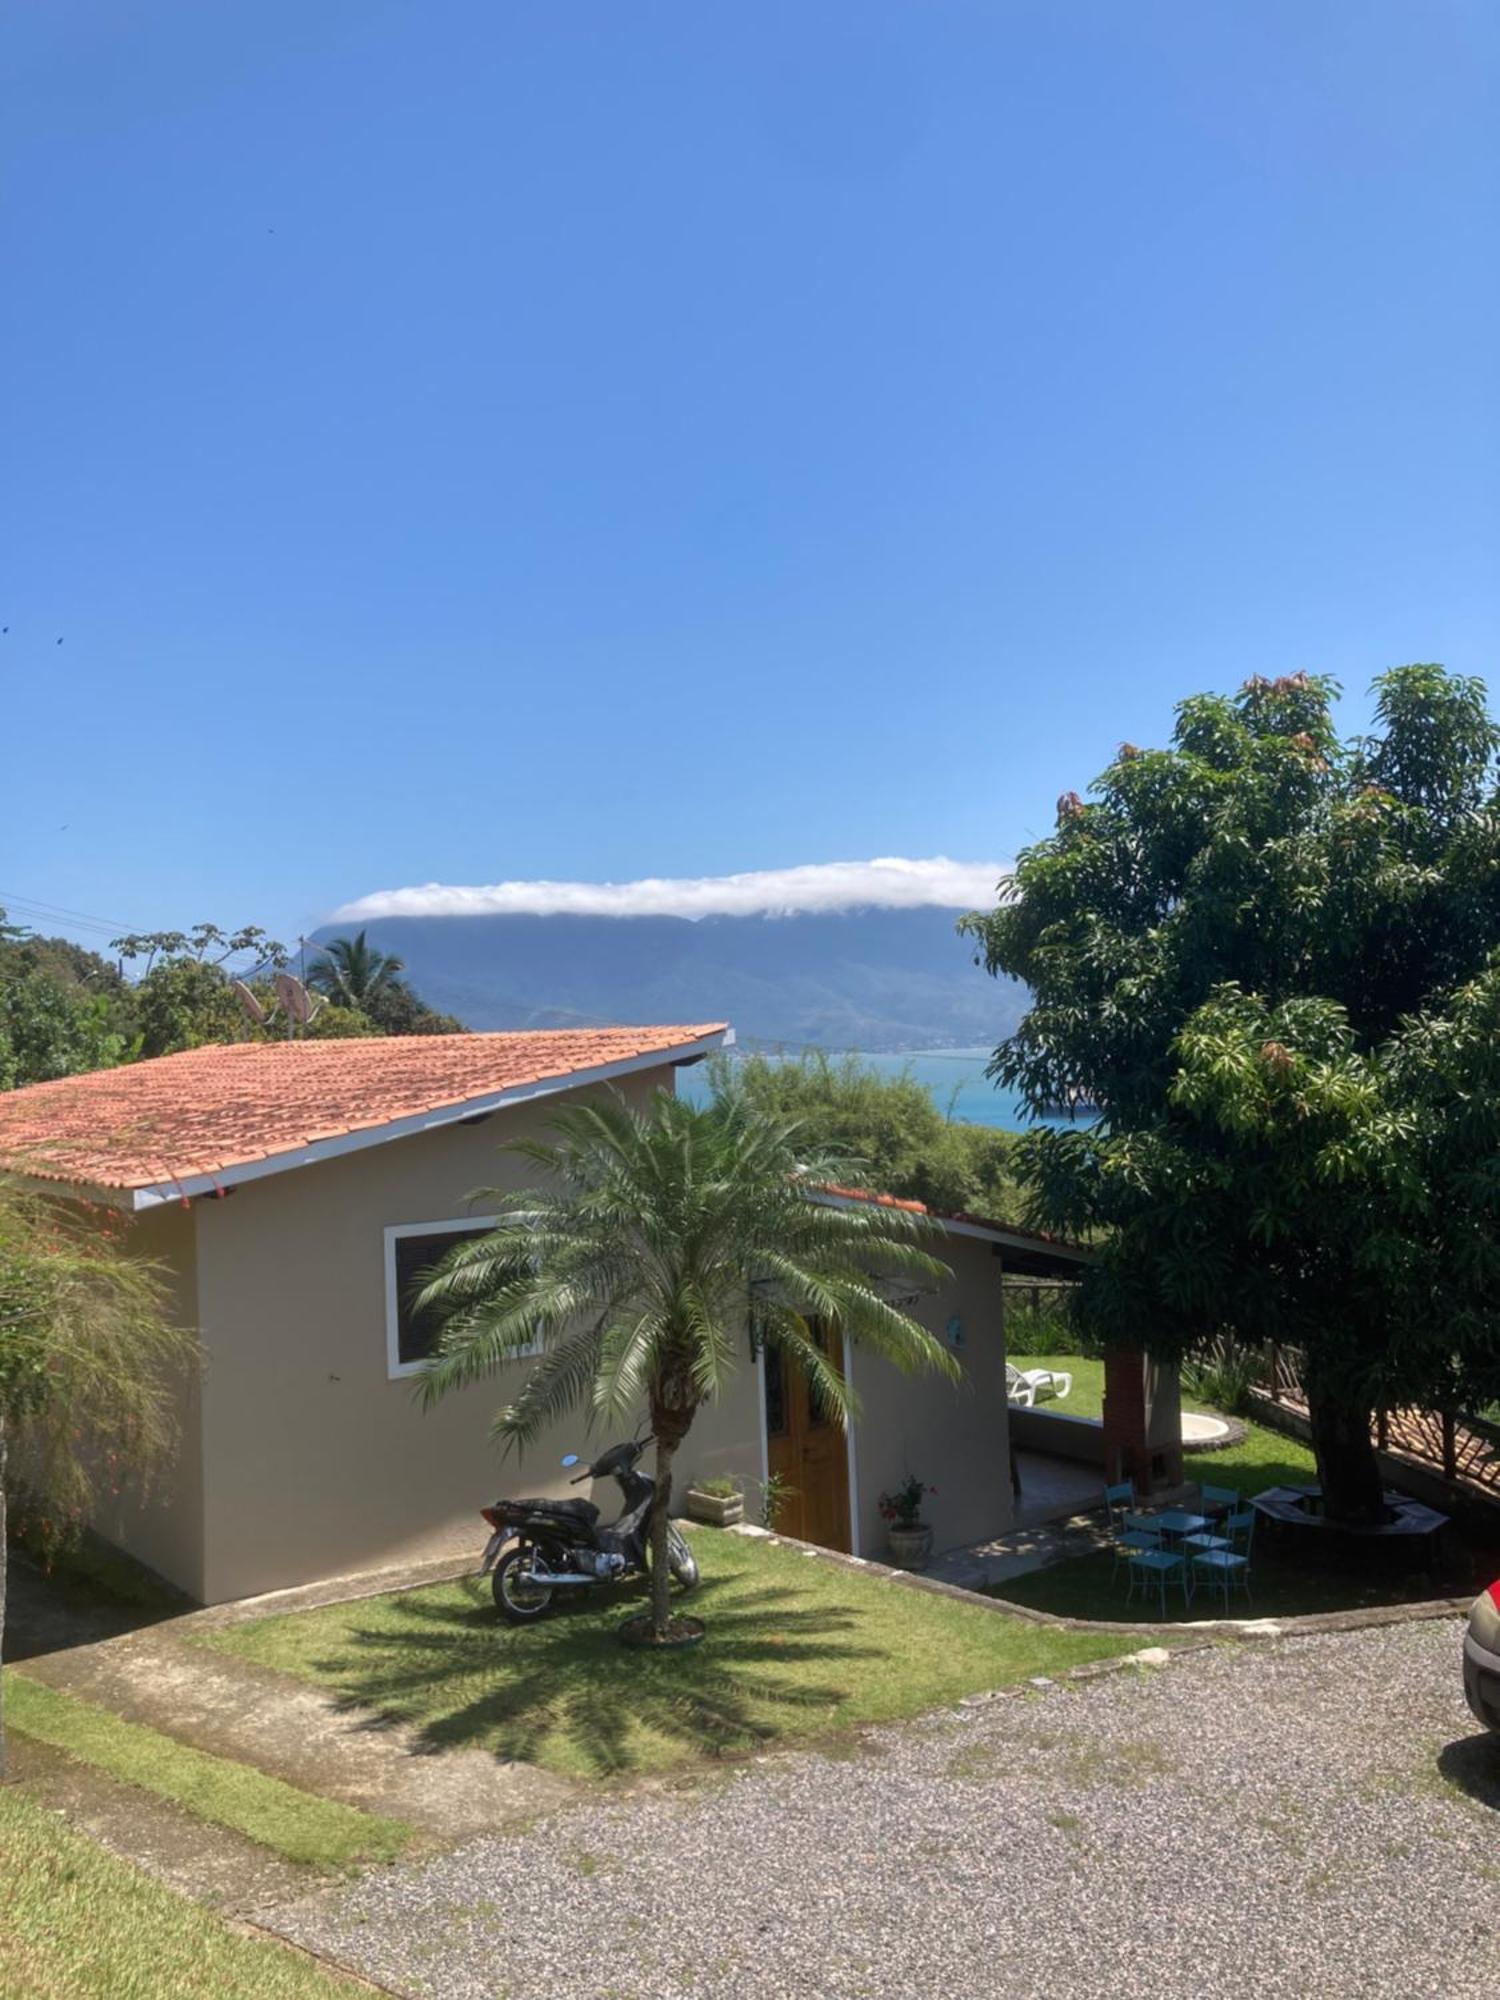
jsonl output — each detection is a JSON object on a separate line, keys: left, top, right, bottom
{"left": 514, "top": 1496, "right": 600, "bottom": 1524}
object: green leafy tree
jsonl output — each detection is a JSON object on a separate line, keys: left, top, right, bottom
{"left": 964, "top": 665, "right": 1500, "bottom": 1526}
{"left": 359, "top": 981, "right": 466, "bottom": 1037}
{"left": 724, "top": 1051, "right": 1020, "bottom": 1219}
{"left": 0, "top": 915, "right": 135, "bottom": 1088}
{"left": 415, "top": 1085, "right": 956, "bottom": 1639}
{"left": 298, "top": 1000, "right": 381, "bottom": 1040}
{"left": 0, "top": 1182, "right": 196, "bottom": 1770}
{"left": 113, "top": 926, "right": 288, "bottom": 1060}
{"left": 0, "top": 973, "right": 131, "bottom": 1088}
{"left": 132, "top": 958, "right": 246, "bottom": 1058}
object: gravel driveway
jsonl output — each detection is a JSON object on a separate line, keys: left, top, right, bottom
{"left": 262, "top": 1617, "right": 1500, "bottom": 2000}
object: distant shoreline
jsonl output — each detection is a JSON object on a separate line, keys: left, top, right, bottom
{"left": 688, "top": 1046, "right": 1090, "bottom": 1133}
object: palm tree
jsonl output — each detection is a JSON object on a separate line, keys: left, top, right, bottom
{"left": 0, "top": 1182, "right": 196, "bottom": 1771}
{"left": 306, "top": 931, "right": 407, "bottom": 1013}
{"left": 416, "top": 1085, "right": 958, "bottom": 1642}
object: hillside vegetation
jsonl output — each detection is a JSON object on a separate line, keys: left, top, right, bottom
{"left": 723, "top": 1050, "right": 1021, "bottom": 1220}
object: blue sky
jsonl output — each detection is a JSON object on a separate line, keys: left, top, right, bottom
{"left": 3, "top": 2, "right": 1496, "bottom": 952}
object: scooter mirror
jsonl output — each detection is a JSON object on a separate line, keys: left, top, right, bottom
{"left": 560, "top": 1453, "right": 580, "bottom": 1468}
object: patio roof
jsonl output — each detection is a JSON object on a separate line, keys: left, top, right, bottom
{"left": 815, "top": 1183, "right": 1091, "bottom": 1277}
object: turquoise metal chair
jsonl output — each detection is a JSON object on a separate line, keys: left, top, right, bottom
{"left": 1182, "top": 1485, "right": 1242, "bottom": 1559}
{"left": 1191, "top": 1510, "right": 1256, "bottom": 1609}
{"left": 1181, "top": 1526, "right": 1230, "bottom": 1559}
{"left": 1103, "top": 1483, "right": 1138, "bottom": 1579}
{"left": 1112, "top": 1521, "right": 1164, "bottom": 1583}
{"left": 1222, "top": 1507, "right": 1257, "bottom": 1555}
{"left": 1126, "top": 1539, "right": 1190, "bottom": 1614}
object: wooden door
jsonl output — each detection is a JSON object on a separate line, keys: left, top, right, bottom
{"left": 763, "top": 1326, "right": 852, "bottom": 1553}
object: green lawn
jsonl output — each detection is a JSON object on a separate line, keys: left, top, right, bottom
{"left": 991, "top": 1534, "right": 1469, "bottom": 1623}
{"left": 5, "top": 1673, "right": 412, "bottom": 1868}
{"left": 1010, "top": 1351, "right": 1106, "bottom": 1417}
{"left": 202, "top": 1529, "right": 1136, "bottom": 1780}
{"left": 1010, "top": 1350, "right": 1216, "bottom": 1430}
{"left": 0, "top": 1786, "right": 361, "bottom": 2000}
{"left": 997, "top": 1357, "right": 1497, "bottom": 1622}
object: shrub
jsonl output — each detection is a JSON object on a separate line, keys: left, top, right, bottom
{"left": 759, "top": 1472, "right": 796, "bottom": 1531}
{"left": 1181, "top": 1347, "right": 1258, "bottom": 1416}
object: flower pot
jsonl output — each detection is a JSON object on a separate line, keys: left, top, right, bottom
{"left": 885, "top": 1522, "right": 933, "bottom": 1570}
{"left": 685, "top": 1488, "right": 744, "bottom": 1528}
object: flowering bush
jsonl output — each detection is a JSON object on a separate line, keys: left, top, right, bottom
{"left": 877, "top": 1474, "right": 934, "bottom": 1528}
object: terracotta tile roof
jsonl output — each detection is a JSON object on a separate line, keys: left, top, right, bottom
{"left": 819, "top": 1182, "right": 1091, "bottom": 1259}
{"left": 0, "top": 1027, "right": 729, "bottom": 1201}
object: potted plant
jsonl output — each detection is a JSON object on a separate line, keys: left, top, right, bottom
{"left": 878, "top": 1474, "right": 936, "bottom": 1569}
{"left": 759, "top": 1471, "right": 795, "bottom": 1533}
{"left": 684, "top": 1474, "right": 744, "bottom": 1528}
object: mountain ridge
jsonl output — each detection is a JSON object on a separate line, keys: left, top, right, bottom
{"left": 310, "top": 906, "right": 1025, "bottom": 1052}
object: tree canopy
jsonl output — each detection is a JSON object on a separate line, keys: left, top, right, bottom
{"left": 0, "top": 923, "right": 135, "bottom": 1088}
{"left": 721, "top": 1051, "right": 1020, "bottom": 1220}
{"left": 0, "top": 914, "right": 467, "bottom": 1091}
{"left": 965, "top": 664, "right": 1500, "bottom": 1523}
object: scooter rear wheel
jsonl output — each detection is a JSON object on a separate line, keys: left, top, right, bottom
{"left": 493, "top": 1541, "right": 557, "bottom": 1623}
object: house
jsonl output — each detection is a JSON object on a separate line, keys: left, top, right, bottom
{"left": 0, "top": 1026, "right": 1089, "bottom": 1604}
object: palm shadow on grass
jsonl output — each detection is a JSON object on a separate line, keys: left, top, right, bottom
{"left": 300, "top": 1571, "right": 885, "bottom": 1777}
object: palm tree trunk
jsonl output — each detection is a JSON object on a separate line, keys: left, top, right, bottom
{"left": 649, "top": 1432, "right": 677, "bottom": 1639}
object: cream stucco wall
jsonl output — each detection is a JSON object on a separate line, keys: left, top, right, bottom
{"left": 847, "top": 1231, "right": 1015, "bottom": 1558}
{"left": 671, "top": 1357, "right": 765, "bottom": 1509}
{"left": 188, "top": 1069, "right": 671, "bottom": 1602}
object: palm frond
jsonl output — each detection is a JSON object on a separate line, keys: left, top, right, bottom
{"left": 414, "top": 1084, "right": 960, "bottom": 1452}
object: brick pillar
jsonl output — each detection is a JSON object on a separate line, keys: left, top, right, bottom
{"left": 1144, "top": 1357, "right": 1184, "bottom": 1490}
{"left": 1103, "top": 1347, "right": 1183, "bottom": 1494}
{"left": 1102, "top": 1344, "right": 1146, "bottom": 1492}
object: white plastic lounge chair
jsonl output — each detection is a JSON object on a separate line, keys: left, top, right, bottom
{"left": 1006, "top": 1362, "right": 1073, "bottom": 1406}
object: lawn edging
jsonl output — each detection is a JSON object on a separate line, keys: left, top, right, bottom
{"left": 4, "top": 1670, "right": 414, "bottom": 1869}
{"left": 729, "top": 1523, "right": 1474, "bottom": 1640}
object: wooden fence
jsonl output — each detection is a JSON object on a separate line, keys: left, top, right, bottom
{"left": 1235, "top": 1340, "right": 1500, "bottom": 1499}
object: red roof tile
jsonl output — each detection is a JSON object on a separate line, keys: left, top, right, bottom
{"left": 0, "top": 1027, "right": 728, "bottom": 1200}
{"left": 819, "top": 1182, "right": 1090, "bottom": 1258}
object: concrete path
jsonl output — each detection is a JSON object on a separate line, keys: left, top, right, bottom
{"left": 9, "top": 1731, "right": 314, "bottom": 1913}
{"left": 17, "top": 1581, "right": 574, "bottom": 1841}
{"left": 928, "top": 1508, "right": 1114, "bottom": 1592}
{"left": 259, "top": 1616, "right": 1500, "bottom": 2000}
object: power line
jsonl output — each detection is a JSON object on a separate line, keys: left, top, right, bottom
{"left": 0, "top": 889, "right": 145, "bottom": 940}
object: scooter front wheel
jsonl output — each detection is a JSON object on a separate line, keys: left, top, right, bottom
{"left": 493, "top": 1542, "right": 556, "bottom": 1623}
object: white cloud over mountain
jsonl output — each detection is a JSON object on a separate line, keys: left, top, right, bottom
{"left": 332, "top": 856, "right": 1008, "bottom": 923}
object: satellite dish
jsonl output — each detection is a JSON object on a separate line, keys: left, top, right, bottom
{"left": 231, "top": 979, "right": 267, "bottom": 1028}
{"left": 273, "top": 972, "right": 313, "bottom": 1030}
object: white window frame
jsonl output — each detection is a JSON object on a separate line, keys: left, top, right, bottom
{"left": 383, "top": 1215, "right": 541, "bottom": 1380}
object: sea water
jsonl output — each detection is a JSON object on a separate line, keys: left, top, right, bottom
{"left": 683, "top": 1047, "right": 1082, "bottom": 1132}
